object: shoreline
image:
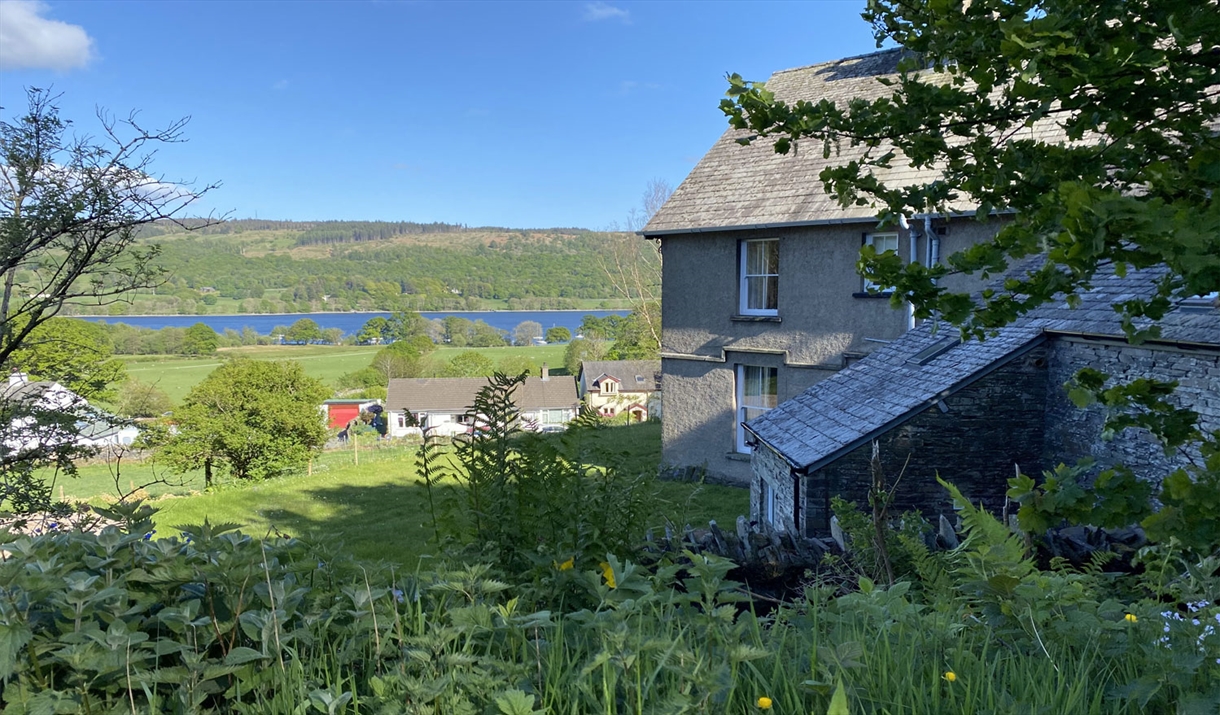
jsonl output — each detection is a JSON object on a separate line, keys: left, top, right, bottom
{"left": 73, "top": 307, "right": 628, "bottom": 319}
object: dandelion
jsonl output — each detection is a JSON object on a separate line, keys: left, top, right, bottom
{"left": 756, "top": 696, "right": 773, "bottom": 709}
{"left": 555, "top": 557, "right": 574, "bottom": 571}
{"left": 599, "top": 561, "right": 616, "bottom": 589}
{"left": 944, "top": 671, "right": 957, "bottom": 682}
{"left": 1125, "top": 613, "right": 1138, "bottom": 623}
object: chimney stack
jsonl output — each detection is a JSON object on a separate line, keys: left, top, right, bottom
{"left": 541, "top": 363, "right": 549, "bottom": 381}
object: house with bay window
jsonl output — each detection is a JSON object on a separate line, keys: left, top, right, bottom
{"left": 641, "top": 48, "right": 997, "bottom": 484}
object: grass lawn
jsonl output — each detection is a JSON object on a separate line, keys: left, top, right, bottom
{"left": 55, "top": 422, "right": 748, "bottom": 567}
{"left": 122, "top": 345, "right": 381, "bottom": 402}
{"left": 121, "top": 343, "right": 571, "bottom": 403}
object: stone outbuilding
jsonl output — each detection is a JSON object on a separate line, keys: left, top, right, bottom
{"left": 743, "top": 267, "right": 1220, "bottom": 535}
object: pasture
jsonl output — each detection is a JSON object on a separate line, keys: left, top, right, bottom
{"left": 54, "top": 422, "right": 748, "bottom": 567}
{"left": 121, "top": 343, "right": 569, "bottom": 402}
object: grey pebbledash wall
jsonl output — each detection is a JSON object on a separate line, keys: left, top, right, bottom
{"left": 799, "top": 346, "right": 1050, "bottom": 535}
{"left": 1043, "top": 337, "right": 1220, "bottom": 485}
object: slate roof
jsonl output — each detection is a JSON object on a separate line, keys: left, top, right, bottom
{"left": 579, "top": 360, "right": 661, "bottom": 392}
{"left": 642, "top": 47, "right": 1082, "bottom": 236}
{"left": 745, "top": 265, "right": 1220, "bottom": 471}
{"left": 0, "top": 379, "right": 60, "bottom": 405}
{"left": 641, "top": 49, "right": 941, "bottom": 235}
{"left": 386, "top": 376, "right": 578, "bottom": 414}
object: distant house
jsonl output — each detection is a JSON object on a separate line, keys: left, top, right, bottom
{"left": 386, "top": 367, "right": 579, "bottom": 437}
{"left": 1, "top": 372, "right": 139, "bottom": 455}
{"left": 743, "top": 267, "right": 1220, "bottom": 536}
{"left": 321, "top": 398, "right": 381, "bottom": 429}
{"left": 578, "top": 360, "right": 661, "bottom": 422}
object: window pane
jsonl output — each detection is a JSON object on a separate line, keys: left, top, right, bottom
{"left": 746, "top": 275, "right": 779, "bottom": 311}
{"left": 747, "top": 276, "right": 764, "bottom": 310}
{"left": 746, "top": 240, "right": 779, "bottom": 276}
{"left": 741, "top": 366, "right": 777, "bottom": 408}
{"left": 764, "top": 276, "right": 778, "bottom": 310}
{"left": 746, "top": 241, "right": 764, "bottom": 275}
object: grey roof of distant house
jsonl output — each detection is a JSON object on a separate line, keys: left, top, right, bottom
{"left": 579, "top": 360, "right": 662, "bottom": 392}
{"left": 745, "top": 266, "right": 1220, "bottom": 471}
{"left": 0, "top": 380, "right": 59, "bottom": 405}
{"left": 386, "top": 376, "right": 579, "bottom": 414}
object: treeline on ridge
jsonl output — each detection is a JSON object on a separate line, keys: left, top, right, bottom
{"left": 60, "top": 227, "right": 653, "bottom": 316}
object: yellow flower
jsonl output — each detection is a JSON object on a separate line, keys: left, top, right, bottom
{"left": 555, "top": 557, "right": 574, "bottom": 571}
{"left": 756, "top": 696, "right": 773, "bottom": 709}
{"left": 1125, "top": 613, "right": 1138, "bottom": 623}
{"left": 943, "top": 671, "right": 957, "bottom": 682}
{"left": 599, "top": 561, "right": 616, "bottom": 589}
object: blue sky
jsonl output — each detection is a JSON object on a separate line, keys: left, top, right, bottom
{"left": 1, "top": 1, "right": 880, "bottom": 229}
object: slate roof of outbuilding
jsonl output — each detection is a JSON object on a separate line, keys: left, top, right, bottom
{"left": 386, "top": 376, "right": 578, "bottom": 414}
{"left": 744, "top": 265, "right": 1220, "bottom": 471}
{"left": 579, "top": 360, "right": 662, "bottom": 392}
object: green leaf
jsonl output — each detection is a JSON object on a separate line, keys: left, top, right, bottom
{"left": 827, "top": 679, "right": 850, "bottom": 715}
{"left": 495, "top": 690, "right": 543, "bottom": 715}
{"left": 223, "top": 646, "right": 269, "bottom": 666}
{"left": 0, "top": 622, "right": 33, "bottom": 679}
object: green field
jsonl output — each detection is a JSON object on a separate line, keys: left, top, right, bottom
{"left": 54, "top": 422, "right": 748, "bottom": 566}
{"left": 122, "top": 343, "right": 570, "bottom": 402}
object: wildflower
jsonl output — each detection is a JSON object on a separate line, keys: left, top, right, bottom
{"left": 756, "top": 696, "right": 773, "bottom": 709}
{"left": 555, "top": 557, "right": 574, "bottom": 571}
{"left": 943, "top": 671, "right": 957, "bottom": 682}
{"left": 599, "top": 561, "right": 616, "bottom": 589}
{"left": 1125, "top": 613, "right": 1138, "bottom": 623}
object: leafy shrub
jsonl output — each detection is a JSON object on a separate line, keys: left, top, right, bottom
{"left": 417, "top": 374, "right": 660, "bottom": 589}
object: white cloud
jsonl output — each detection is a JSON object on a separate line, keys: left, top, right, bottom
{"left": 583, "top": 2, "right": 629, "bottom": 23}
{"left": 0, "top": 0, "right": 94, "bottom": 71}
{"left": 618, "top": 80, "right": 660, "bottom": 95}
{"left": 272, "top": 79, "right": 289, "bottom": 90}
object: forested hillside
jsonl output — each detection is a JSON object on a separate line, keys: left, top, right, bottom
{"left": 55, "top": 221, "right": 654, "bottom": 316}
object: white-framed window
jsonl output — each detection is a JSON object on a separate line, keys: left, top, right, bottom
{"left": 739, "top": 238, "right": 779, "bottom": 315}
{"left": 735, "top": 364, "right": 778, "bottom": 452}
{"left": 602, "top": 380, "right": 618, "bottom": 394}
{"left": 863, "top": 233, "right": 899, "bottom": 292}
{"left": 541, "top": 409, "right": 567, "bottom": 424}
{"left": 396, "top": 414, "right": 407, "bottom": 429}
{"left": 760, "top": 479, "right": 776, "bottom": 525}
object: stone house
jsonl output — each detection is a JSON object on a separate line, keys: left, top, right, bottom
{"left": 385, "top": 368, "right": 579, "bottom": 437}
{"left": 743, "top": 267, "right": 1220, "bottom": 535}
{"left": 578, "top": 359, "right": 661, "bottom": 421}
{"left": 641, "top": 48, "right": 997, "bottom": 484}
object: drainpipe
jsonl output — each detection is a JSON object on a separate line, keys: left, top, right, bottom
{"left": 925, "top": 216, "right": 939, "bottom": 272}
{"left": 903, "top": 216, "right": 919, "bottom": 331}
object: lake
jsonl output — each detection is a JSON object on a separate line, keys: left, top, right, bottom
{"left": 80, "top": 310, "right": 629, "bottom": 337}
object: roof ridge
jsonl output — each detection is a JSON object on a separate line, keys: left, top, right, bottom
{"left": 768, "top": 46, "right": 907, "bottom": 77}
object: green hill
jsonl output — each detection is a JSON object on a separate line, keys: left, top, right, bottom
{"left": 56, "top": 220, "right": 654, "bottom": 316}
